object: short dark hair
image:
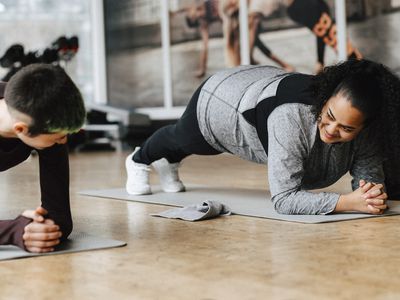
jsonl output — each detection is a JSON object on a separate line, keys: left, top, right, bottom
{"left": 4, "top": 63, "right": 86, "bottom": 136}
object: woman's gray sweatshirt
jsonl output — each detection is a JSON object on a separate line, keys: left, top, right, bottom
{"left": 196, "top": 65, "right": 384, "bottom": 214}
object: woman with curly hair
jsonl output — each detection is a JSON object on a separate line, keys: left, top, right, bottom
{"left": 125, "top": 59, "right": 400, "bottom": 215}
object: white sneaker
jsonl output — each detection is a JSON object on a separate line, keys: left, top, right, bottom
{"left": 125, "top": 147, "right": 152, "bottom": 195}
{"left": 152, "top": 158, "right": 185, "bottom": 193}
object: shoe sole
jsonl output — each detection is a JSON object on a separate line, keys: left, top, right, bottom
{"left": 162, "top": 186, "right": 186, "bottom": 193}
{"left": 126, "top": 189, "right": 152, "bottom": 195}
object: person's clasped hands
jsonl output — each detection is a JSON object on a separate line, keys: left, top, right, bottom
{"left": 358, "top": 179, "right": 388, "bottom": 214}
{"left": 21, "top": 206, "right": 62, "bottom": 253}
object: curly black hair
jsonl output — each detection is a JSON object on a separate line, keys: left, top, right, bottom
{"left": 310, "top": 59, "right": 400, "bottom": 197}
{"left": 311, "top": 59, "right": 385, "bottom": 123}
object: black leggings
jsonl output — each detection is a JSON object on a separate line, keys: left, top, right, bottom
{"left": 253, "top": 14, "right": 272, "bottom": 58}
{"left": 133, "top": 81, "right": 221, "bottom": 165}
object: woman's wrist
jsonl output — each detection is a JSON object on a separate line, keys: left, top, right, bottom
{"left": 335, "top": 194, "right": 355, "bottom": 212}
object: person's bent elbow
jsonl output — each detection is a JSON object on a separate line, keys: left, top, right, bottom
{"left": 59, "top": 219, "right": 73, "bottom": 241}
{"left": 272, "top": 196, "right": 293, "bottom": 215}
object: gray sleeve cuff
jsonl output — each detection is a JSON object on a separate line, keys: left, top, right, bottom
{"left": 272, "top": 191, "right": 341, "bottom": 215}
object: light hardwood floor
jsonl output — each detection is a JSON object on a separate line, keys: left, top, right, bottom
{"left": 1, "top": 151, "right": 400, "bottom": 300}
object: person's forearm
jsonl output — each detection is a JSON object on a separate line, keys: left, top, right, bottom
{"left": 0, "top": 216, "right": 32, "bottom": 249}
{"left": 272, "top": 190, "right": 340, "bottom": 215}
{"left": 38, "top": 144, "right": 73, "bottom": 240}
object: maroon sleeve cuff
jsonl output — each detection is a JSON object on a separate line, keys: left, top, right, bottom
{"left": 0, "top": 215, "right": 32, "bottom": 251}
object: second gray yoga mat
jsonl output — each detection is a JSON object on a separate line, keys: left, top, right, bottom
{"left": 0, "top": 232, "right": 126, "bottom": 261}
{"left": 80, "top": 185, "right": 400, "bottom": 223}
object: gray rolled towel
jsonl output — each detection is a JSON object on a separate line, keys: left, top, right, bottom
{"left": 151, "top": 200, "right": 232, "bottom": 221}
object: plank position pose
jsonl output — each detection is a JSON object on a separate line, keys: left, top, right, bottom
{"left": 285, "top": 0, "right": 363, "bottom": 73}
{"left": 223, "top": 0, "right": 363, "bottom": 74}
{"left": 180, "top": 0, "right": 293, "bottom": 77}
{"left": 126, "top": 59, "right": 400, "bottom": 215}
{"left": 0, "top": 64, "right": 86, "bottom": 252}
{"left": 219, "top": 0, "right": 294, "bottom": 70}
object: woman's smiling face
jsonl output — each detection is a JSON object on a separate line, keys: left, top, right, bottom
{"left": 318, "top": 93, "right": 365, "bottom": 144}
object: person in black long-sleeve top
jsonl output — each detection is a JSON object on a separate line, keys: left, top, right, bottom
{"left": 0, "top": 64, "right": 85, "bottom": 253}
{"left": 286, "top": 0, "right": 362, "bottom": 73}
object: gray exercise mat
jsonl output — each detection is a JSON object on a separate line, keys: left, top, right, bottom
{"left": 0, "top": 232, "right": 126, "bottom": 261}
{"left": 79, "top": 185, "right": 400, "bottom": 223}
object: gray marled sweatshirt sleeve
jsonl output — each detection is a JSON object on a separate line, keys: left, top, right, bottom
{"left": 267, "top": 105, "right": 340, "bottom": 215}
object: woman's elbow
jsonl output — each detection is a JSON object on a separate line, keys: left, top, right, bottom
{"left": 272, "top": 197, "right": 292, "bottom": 215}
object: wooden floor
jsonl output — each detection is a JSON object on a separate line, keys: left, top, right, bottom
{"left": 1, "top": 151, "right": 400, "bottom": 299}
